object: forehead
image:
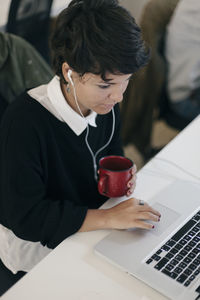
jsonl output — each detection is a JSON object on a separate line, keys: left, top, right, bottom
{"left": 83, "top": 72, "right": 132, "bottom": 84}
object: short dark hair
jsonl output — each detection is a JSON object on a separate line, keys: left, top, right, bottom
{"left": 50, "top": 0, "right": 149, "bottom": 81}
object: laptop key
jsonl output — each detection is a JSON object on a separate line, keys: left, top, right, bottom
{"left": 166, "top": 252, "right": 174, "bottom": 259}
{"left": 188, "top": 230, "right": 196, "bottom": 237}
{"left": 188, "top": 263, "right": 198, "bottom": 271}
{"left": 174, "top": 267, "right": 183, "bottom": 274}
{"left": 165, "top": 264, "right": 174, "bottom": 271}
{"left": 189, "top": 275, "right": 195, "bottom": 282}
{"left": 192, "top": 226, "right": 199, "bottom": 233}
{"left": 192, "top": 214, "right": 200, "bottom": 221}
{"left": 179, "top": 239, "right": 187, "bottom": 246}
{"left": 184, "top": 268, "right": 192, "bottom": 276}
{"left": 170, "top": 248, "right": 179, "bottom": 255}
{"left": 188, "top": 241, "right": 197, "bottom": 247}
{"left": 165, "top": 240, "right": 176, "bottom": 247}
{"left": 162, "top": 245, "right": 170, "bottom": 252}
{"left": 184, "top": 245, "right": 192, "bottom": 251}
{"left": 188, "top": 252, "right": 197, "bottom": 259}
{"left": 174, "top": 243, "right": 183, "bottom": 250}
{"left": 162, "top": 269, "right": 178, "bottom": 279}
{"left": 152, "top": 254, "right": 161, "bottom": 261}
{"left": 146, "top": 258, "right": 153, "bottom": 264}
{"left": 184, "top": 257, "right": 192, "bottom": 264}
{"left": 184, "top": 235, "right": 192, "bottom": 241}
{"left": 193, "top": 248, "right": 199, "bottom": 256}
{"left": 179, "top": 249, "right": 188, "bottom": 257}
{"left": 184, "top": 280, "right": 191, "bottom": 287}
{"left": 196, "top": 244, "right": 200, "bottom": 250}
{"left": 175, "top": 254, "right": 184, "bottom": 261}
{"left": 194, "top": 237, "right": 200, "bottom": 243}
{"left": 194, "top": 269, "right": 200, "bottom": 276}
{"left": 179, "top": 262, "right": 187, "bottom": 269}
{"left": 193, "top": 258, "right": 200, "bottom": 265}
{"left": 177, "top": 273, "right": 187, "bottom": 283}
{"left": 170, "top": 259, "right": 179, "bottom": 266}
{"left": 154, "top": 258, "right": 168, "bottom": 270}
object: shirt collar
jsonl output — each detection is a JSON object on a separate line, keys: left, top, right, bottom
{"left": 47, "top": 76, "right": 97, "bottom": 135}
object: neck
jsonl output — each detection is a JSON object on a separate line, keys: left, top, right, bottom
{"left": 60, "top": 81, "right": 90, "bottom": 117}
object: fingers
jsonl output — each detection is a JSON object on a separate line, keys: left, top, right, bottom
{"left": 127, "top": 174, "right": 137, "bottom": 187}
{"left": 137, "top": 211, "right": 160, "bottom": 222}
{"left": 125, "top": 198, "right": 161, "bottom": 228}
{"left": 126, "top": 185, "right": 135, "bottom": 196}
{"left": 136, "top": 199, "right": 161, "bottom": 217}
{"left": 107, "top": 197, "right": 161, "bottom": 230}
{"left": 138, "top": 203, "right": 161, "bottom": 218}
{"left": 127, "top": 174, "right": 137, "bottom": 196}
{"left": 133, "top": 220, "right": 155, "bottom": 230}
{"left": 127, "top": 164, "right": 137, "bottom": 189}
{"left": 132, "top": 164, "right": 137, "bottom": 174}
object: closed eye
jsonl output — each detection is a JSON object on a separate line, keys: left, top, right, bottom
{"left": 98, "top": 85, "right": 110, "bottom": 89}
{"left": 97, "top": 75, "right": 132, "bottom": 89}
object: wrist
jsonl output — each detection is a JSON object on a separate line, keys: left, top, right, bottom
{"left": 79, "top": 208, "right": 111, "bottom": 232}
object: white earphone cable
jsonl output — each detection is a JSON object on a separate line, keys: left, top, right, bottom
{"left": 68, "top": 71, "right": 115, "bottom": 181}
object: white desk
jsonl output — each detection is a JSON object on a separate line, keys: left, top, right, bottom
{"left": 0, "top": 0, "right": 71, "bottom": 29}
{"left": 1, "top": 116, "right": 200, "bottom": 300}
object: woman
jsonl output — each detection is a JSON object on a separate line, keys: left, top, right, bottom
{"left": 0, "top": 0, "right": 160, "bottom": 288}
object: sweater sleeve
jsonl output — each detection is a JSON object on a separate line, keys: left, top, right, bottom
{"left": 0, "top": 112, "right": 87, "bottom": 249}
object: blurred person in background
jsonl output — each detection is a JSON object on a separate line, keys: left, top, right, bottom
{"left": 165, "top": 0, "right": 200, "bottom": 121}
{"left": 0, "top": 32, "right": 53, "bottom": 119}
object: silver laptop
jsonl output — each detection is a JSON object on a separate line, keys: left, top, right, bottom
{"left": 94, "top": 180, "right": 200, "bottom": 300}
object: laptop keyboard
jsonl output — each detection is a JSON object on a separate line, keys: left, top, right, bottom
{"left": 145, "top": 210, "right": 200, "bottom": 287}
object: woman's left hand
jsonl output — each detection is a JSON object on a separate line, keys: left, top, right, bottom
{"left": 126, "top": 164, "right": 137, "bottom": 197}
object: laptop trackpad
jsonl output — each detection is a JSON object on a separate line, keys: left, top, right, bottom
{"left": 150, "top": 203, "right": 181, "bottom": 237}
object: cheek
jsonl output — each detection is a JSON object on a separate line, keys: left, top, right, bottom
{"left": 76, "top": 87, "right": 92, "bottom": 103}
{"left": 89, "top": 89, "right": 109, "bottom": 105}
{"left": 76, "top": 88, "right": 102, "bottom": 109}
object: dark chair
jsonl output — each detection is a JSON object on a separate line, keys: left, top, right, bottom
{"left": 0, "top": 32, "right": 53, "bottom": 108}
{"left": 0, "top": 94, "right": 8, "bottom": 122}
{"left": 6, "top": 0, "right": 53, "bottom": 64}
{"left": 120, "top": 0, "right": 190, "bottom": 159}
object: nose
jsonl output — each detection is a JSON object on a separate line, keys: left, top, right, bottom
{"left": 109, "top": 85, "right": 124, "bottom": 103}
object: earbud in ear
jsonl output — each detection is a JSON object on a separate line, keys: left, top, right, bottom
{"left": 68, "top": 69, "right": 72, "bottom": 77}
{"left": 68, "top": 69, "right": 74, "bottom": 86}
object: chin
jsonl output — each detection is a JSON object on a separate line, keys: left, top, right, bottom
{"left": 96, "top": 105, "right": 114, "bottom": 115}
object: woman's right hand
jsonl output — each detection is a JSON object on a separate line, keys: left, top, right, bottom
{"left": 79, "top": 198, "right": 161, "bottom": 233}
{"left": 104, "top": 198, "right": 161, "bottom": 230}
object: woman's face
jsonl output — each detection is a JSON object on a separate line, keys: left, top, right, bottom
{"left": 62, "top": 66, "right": 132, "bottom": 116}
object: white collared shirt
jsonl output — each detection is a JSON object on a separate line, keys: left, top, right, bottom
{"left": 0, "top": 76, "right": 98, "bottom": 274}
{"left": 28, "top": 75, "right": 97, "bottom": 135}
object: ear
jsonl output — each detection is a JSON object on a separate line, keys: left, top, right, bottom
{"left": 62, "top": 62, "right": 71, "bottom": 83}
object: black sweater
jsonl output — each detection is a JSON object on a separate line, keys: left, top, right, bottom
{"left": 0, "top": 94, "right": 123, "bottom": 248}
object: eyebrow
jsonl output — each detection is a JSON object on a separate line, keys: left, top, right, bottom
{"left": 99, "top": 75, "right": 132, "bottom": 85}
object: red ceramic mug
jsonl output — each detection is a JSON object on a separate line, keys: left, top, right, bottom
{"left": 98, "top": 155, "right": 134, "bottom": 198}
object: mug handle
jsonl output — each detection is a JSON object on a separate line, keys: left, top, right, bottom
{"left": 98, "top": 174, "right": 108, "bottom": 196}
